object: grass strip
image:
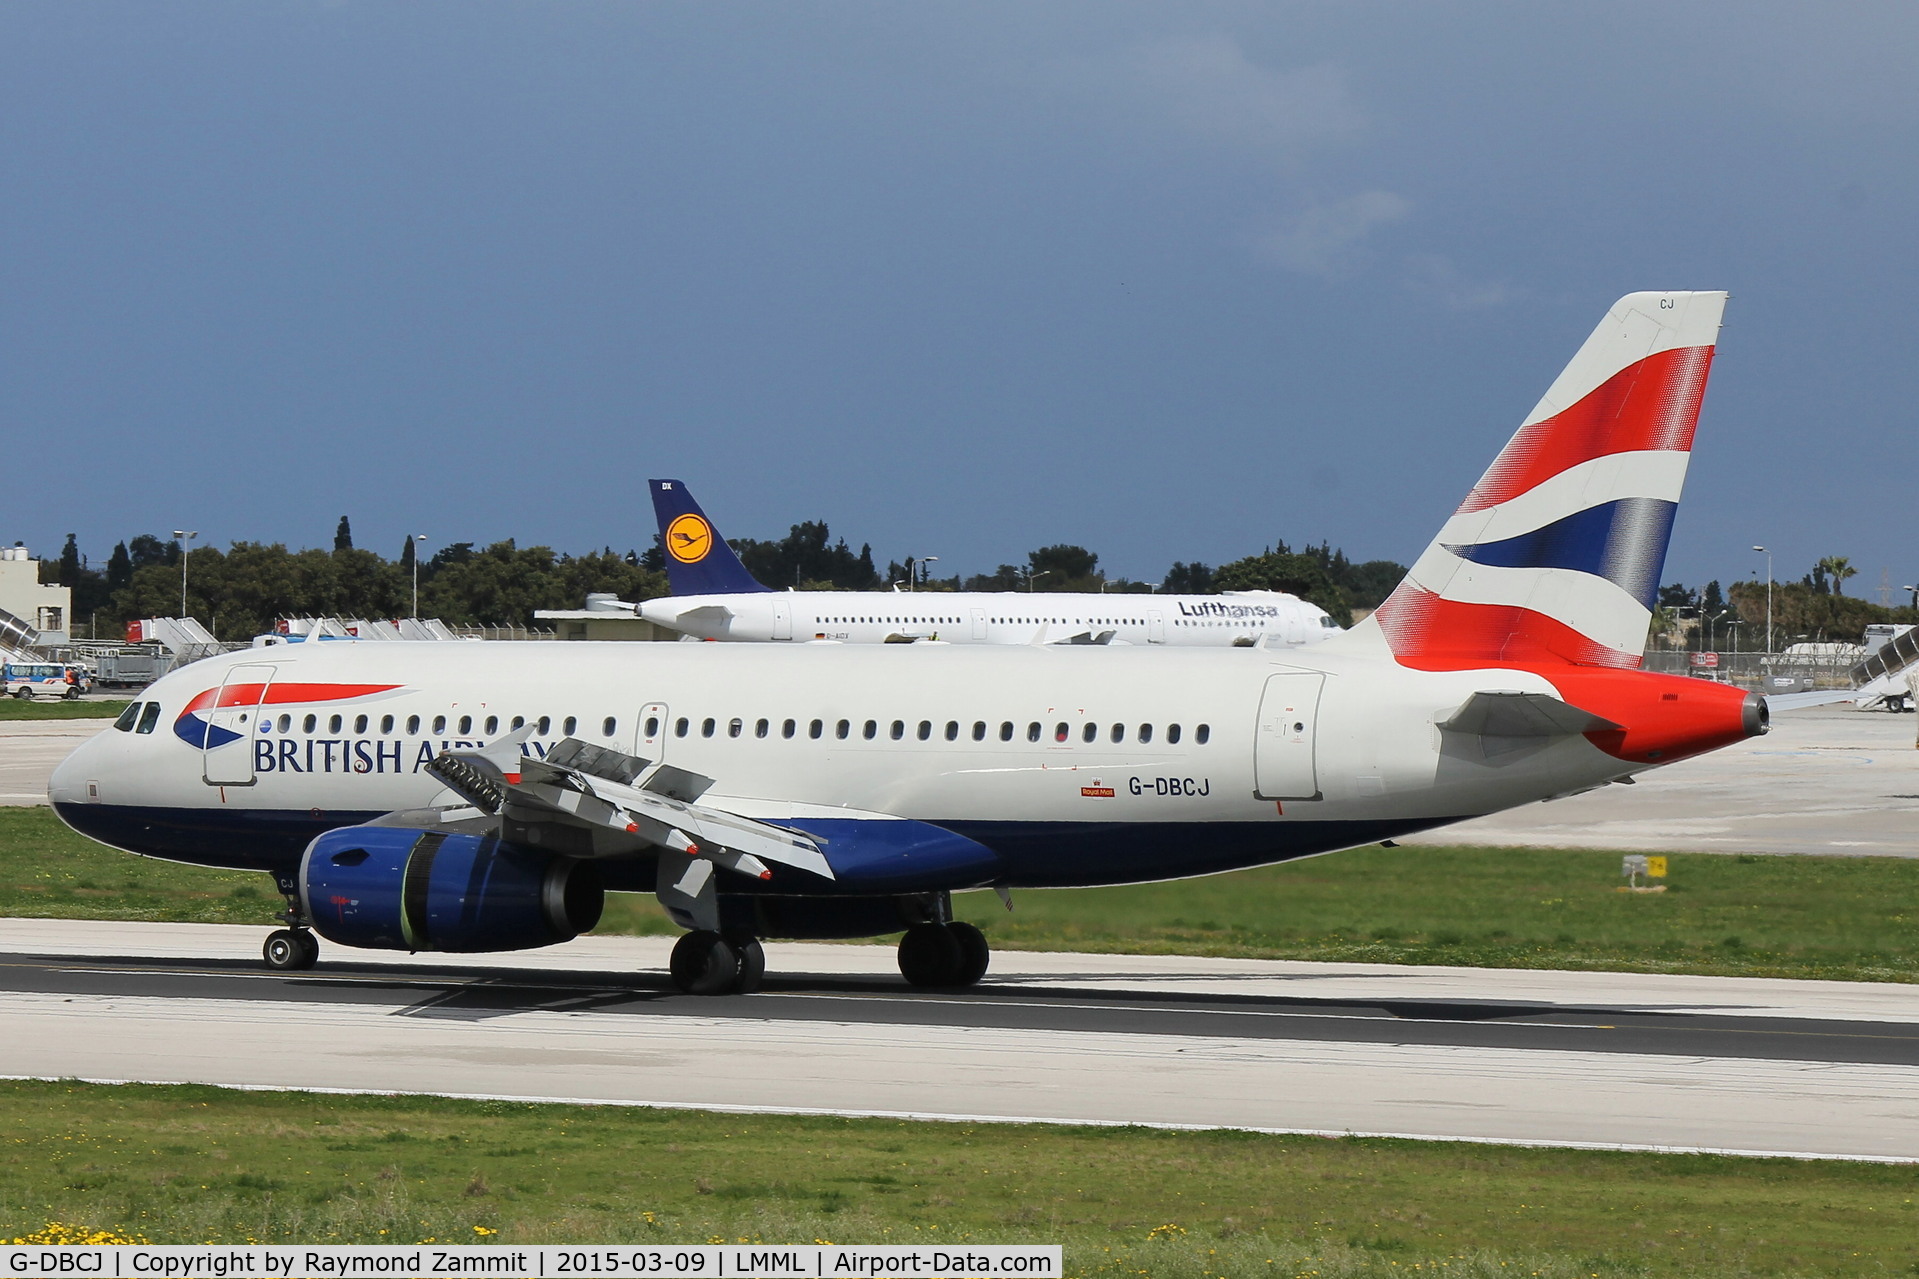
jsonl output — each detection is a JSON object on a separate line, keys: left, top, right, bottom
{"left": 0, "top": 699, "right": 129, "bottom": 721}
{"left": 9, "top": 807, "right": 1919, "bottom": 982}
{"left": 4, "top": 1080, "right": 1915, "bottom": 1275}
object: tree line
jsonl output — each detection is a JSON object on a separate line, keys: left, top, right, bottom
{"left": 37, "top": 516, "right": 1408, "bottom": 640}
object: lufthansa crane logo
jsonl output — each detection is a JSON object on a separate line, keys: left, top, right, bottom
{"left": 665, "top": 513, "right": 714, "bottom": 564}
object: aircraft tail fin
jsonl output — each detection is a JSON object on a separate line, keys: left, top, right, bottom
{"left": 1364, "top": 291, "right": 1726, "bottom": 670}
{"left": 648, "top": 479, "right": 771, "bottom": 596}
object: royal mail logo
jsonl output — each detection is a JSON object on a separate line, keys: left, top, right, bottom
{"left": 1081, "top": 785, "right": 1115, "bottom": 798}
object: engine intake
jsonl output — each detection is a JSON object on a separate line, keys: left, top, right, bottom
{"left": 300, "top": 826, "right": 603, "bottom": 953}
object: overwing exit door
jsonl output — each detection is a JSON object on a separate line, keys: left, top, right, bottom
{"left": 1253, "top": 672, "right": 1324, "bottom": 801}
{"left": 201, "top": 663, "right": 276, "bottom": 786}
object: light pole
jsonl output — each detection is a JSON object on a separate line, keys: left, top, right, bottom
{"left": 914, "top": 556, "right": 938, "bottom": 589}
{"left": 1027, "top": 569, "right": 1052, "bottom": 593}
{"left": 411, "top": 535, "right": 427, "bottom": 618}
{"left": 172, "top": 531, "right": 197, "bottom": 619}
{"left": 1752, "top": 545, "right": 1773, "bottom": 654}
{"left": 1904, "top": 584, "right": 1918, "bottom": 613}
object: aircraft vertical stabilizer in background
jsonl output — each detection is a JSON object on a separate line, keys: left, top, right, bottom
{"left": 648, "top": 480, "right": 771, "bottom": 597}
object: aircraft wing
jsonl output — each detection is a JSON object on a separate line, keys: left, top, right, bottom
{"left": 424, "top": 736, "right": 834, "bottom": 882}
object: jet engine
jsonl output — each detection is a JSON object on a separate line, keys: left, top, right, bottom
{"left": 300, "top": 825, "right": 603, "bottom": 953}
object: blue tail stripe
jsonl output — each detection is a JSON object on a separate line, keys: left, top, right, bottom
{"left": 647, "top": 479, "right": 770, "bottom": 596}
{"left": 1442, "top": 498, "right": 1676, "bottom": 610}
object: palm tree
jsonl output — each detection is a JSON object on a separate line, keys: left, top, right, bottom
{"left": 1818, "top": 555, "right": 1858, "bottom": 596}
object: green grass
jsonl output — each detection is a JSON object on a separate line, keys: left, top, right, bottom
{"left": 4, "top": 1080, "right": 1916, "bottom": 1275}
{"left": 9, "top": 807, "right": 1919, "bottom": 980}
{"left": 0, "top": 699, "right": 128, "bottom": 720}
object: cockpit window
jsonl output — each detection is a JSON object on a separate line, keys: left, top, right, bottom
{"left": 136, "top": 702, "right": 162, "bottom": 735}
{"left": 113, "top": 702, "right": 141, "bottom": 732}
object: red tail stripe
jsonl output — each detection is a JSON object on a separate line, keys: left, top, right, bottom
{"left": 1373, "top": 585, "right": 1639, "bottom": 672}
{"left": 1457, "top": 346, "right": 1714, "bottom": 515}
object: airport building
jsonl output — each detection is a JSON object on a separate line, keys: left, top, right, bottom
{"left": 0, "top": 546, "right": 71, "bottom": 645}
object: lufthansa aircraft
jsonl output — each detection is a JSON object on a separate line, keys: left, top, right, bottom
{"left": 52, "top": 292, "right": 1758, "bottom": 997}
{"left": 638, "top": 480, "right": 1337, "bottom": 647}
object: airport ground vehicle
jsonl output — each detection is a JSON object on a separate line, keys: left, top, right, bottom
{"left": 4, "top": 661, "right": 83, "bottom": 699}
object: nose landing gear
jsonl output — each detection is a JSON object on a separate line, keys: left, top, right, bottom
{"left": 262, "top": 877, "right": 319, "bottom": 971}
{"left": 263, "top": 928, "right": 319, "bottom": 970}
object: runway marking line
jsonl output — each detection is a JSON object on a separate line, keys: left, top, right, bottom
{"left": 2, "top": 1072, "right": 1914, "bottom": 1167}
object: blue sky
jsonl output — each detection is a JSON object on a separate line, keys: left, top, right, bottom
{"left": 4, "top": 3, "right": 1915, "bottom": 596}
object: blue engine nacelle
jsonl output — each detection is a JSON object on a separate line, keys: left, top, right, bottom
{"left": 300, "top": 826, "right": 604, "bottom": 953}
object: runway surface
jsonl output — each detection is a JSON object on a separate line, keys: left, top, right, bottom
{"left": 6, "top": 919, "right": 1918, "bottom": 1162}
{"left": 0, "top": 720, "right": 100, "bottom": 805}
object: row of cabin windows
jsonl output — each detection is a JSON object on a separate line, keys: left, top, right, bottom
{"left": 812, "top": 615, "right": 1179, "bottom": 628}
{"left": 816, "top": 616, "right": 963, "bottom": 625}
{"left": 257, "top": 712, "right": 621, "bottom": 738}
{"left": 652, "top": 714, "right": 1210, "bottom": 747}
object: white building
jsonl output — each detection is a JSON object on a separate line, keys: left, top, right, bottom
{"left": 0, "top": 547, "right": 72, "bottom": 645}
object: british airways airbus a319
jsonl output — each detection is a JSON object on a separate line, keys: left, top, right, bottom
{"left": 637, "top": 480, "right": 1338, "bottom": 648}
{"left": 51, "top": 292, "right": 1765, "bottom": 995}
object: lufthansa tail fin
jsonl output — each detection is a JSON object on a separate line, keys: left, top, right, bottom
{"left": 1364, "top": 291, "right": 1727, "bottom": 671}
{"left": 647, "top": 479, "right": 771, "bottom": 596}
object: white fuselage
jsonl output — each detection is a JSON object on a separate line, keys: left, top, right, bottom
{"left": 639, "top": 590, "right": 1335, "bottom": 647}
{"left": 50, "top": 635, "right": 1656, "bottom": 889}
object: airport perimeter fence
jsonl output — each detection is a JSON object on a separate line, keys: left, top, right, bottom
{"left": 1640, "top": 649, "right": 1860, "bottom": 690}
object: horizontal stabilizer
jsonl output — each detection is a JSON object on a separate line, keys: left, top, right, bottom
{"left": 1440, "top": 690, "right": 1621, "bottom": 738}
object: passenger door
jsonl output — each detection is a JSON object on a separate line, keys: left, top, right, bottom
{"left": 1253, "top": 672, "right": 1324, "bottom": 800}
{"left": 970, "top": 609, "right": 987, "bottom": 641}
{"left": 1148, "top": 610, "right": 1165, "bottom": 644}
{"left": 202, "top": 663, "right": 276, "bottom": 786}
{"left": 771, "top": 597, "right": 792, "bottom": 641}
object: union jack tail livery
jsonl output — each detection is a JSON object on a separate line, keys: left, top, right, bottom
{"left": 1367, "top": 291, "right": 1726, "bottom": 671}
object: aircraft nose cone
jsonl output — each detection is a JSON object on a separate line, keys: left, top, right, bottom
{"left": 47, "top": 732, "right": 96, "bottom": 806}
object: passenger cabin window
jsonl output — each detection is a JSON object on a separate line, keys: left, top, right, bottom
{"left": 945, "top": 721, "right": 959, "bottom": 741}
{"left": 304, "top": 714, "right": 318, "bottom": 733}
{"left": 278, "top": 714, "right": 292, "bottom": 733}
{"left": 562, "top": 716, "right": 576, "bottom": 736}
{"left": 756, "top": 718, "right": 770, "bottom": 739}
{"left": 1081, "top": 722, "right": 1097, "bottom": 743}
{"left": 972, "top": 721, "right": 986, "bottom": 741}
{"left": 511, "top": 716, "right": 525, "bottom": 731}
{"left": 457, "top": 715, "right": 472, "bottom": 735}
{"left": 1001, "top": 721, "right": 1014, "bottom": 742}
{"left": 354, "top": 715, "right": 369, "bottom": 734}
{"left": 863, "top": 720, "right": 877, "bottom": 740}
{"left": 1196, "top": 724, "right": 1210, "bottom": 744}
{"left": 484, "top": 716, "right": 498, "bottom": 735}
{"left": 137, "top": 702, "right": 162, "bottom": 734}
{"left": 1054, "top": 722, "right": 1069, "bottom": 743}
{"left": 675, "top": 717, "right": 690, "bottom": 737}
{"left": 703, "top": 718, "right": 717, "bottom": 738}
{"left": 836, "top": 719, "right": 850, "bottom": 739}
{"left": 536, "top": 716, "right": 551, "bottom": 735}
{"left": 379, "top": 714, "right": 394, "bottom": 734}
{"left": 890, "top": 720, "right": 905, "bottom": 741}
{"left": 1138, "top": 724, "right": 1153, "bottom": 744}
{"left": 329, "top": 714, "right": 343, "bottom": 733}
{"left": 1167, "top": 724, "right": 1182, "bottom": 744}
{"left": 1110, "top": 723, "right": 1124, "bottom": 743}
{"left": 433, "top": 715, "right": 447, "bottom": 734}
{"left": 918, "top": 720, "right": 932, "bottom": 741}
{"left": 407, "top": 715, "right": 420, "bottom": 735}
{"left": 1027, "top": 722, "right": 1041, "bottom": 743}
{"left": 781, "top": 719, "right": 796, "bottom": 739}
{"left": 809, "top": 719, "right": 823, "bottom": 739}
{"left": 729, "top": 718, "right": 745, "bottom": 738}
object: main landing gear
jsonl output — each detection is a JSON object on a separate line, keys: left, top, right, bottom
{"left": 262, "top": 878, "right": 319, "bottom": 971}
{"left": 669, "top": 930, "right": 766, "bottom": 996}
{"left": 898, "top": 921, "right": 990, "bottom": 988}
{"left": 665, "top": 920, "right": 992, "bottom": 995}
